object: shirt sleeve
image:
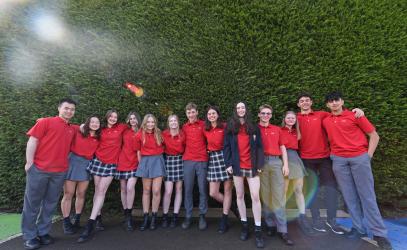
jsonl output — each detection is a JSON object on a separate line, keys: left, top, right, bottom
{"left": 26, "top": 118, "right": 48, "bottom": 140}
{"left": 356, "top": 116, "right": 375, "bottom": 134}
{"left": 278, "top": 128, "right": 287, "bottom": 146}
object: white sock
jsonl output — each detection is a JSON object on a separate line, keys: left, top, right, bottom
{"left": 255, "top": 221, "right": 261, "bottom": 227}
{"left": 240, "top": 218, "right": 247, "bottom": 222}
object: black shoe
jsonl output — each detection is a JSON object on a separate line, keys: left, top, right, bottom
{"left": 230, "top": 201, "right": 240, "bottom": 219}
{"left": 297, "top": 215, "right": 315, "bottom": 236}
{"left": 63, "top": 218, "right": 76, "bottom": 235}
{"left": 266, "top": 226, "right": 277, "bottom": 237}
{"left": 182, "top": 217, "right": 192, "bottom": 230}
{"left": 125, "top": 213, "right": 135, "bottom": 232}
{"left": 150, "top": 213, "right": 158, "bottom": 230}
{"left": 169, "top": 214, "right": 178, "bottom": 228}
{"left": 72, "top": 214, "right": 81, "bottom": 230}
{"left": 312, "top": 219, "right": 327, "bottom": 233}
{"left": 345, "top": 228, "right": 367, "bottom": 239}
{"left": 218, "top": 215, "right": 229, "bottom": 234}
{"left": 77, "top": 221, "right": 95, "bottom": 243}
{"left": 199, "top": 214, "right": 207, "bottom": 231}
{"left": 24, "top": 238, "right": 40, "bottom": 250}
{"left": 373, "top": 236, "right": 393, "bottom": 250}
{"left": 161, "top": 214, "right": 169, "bottom": 228}
{"left": 325, "top": 219, "right": 345, "bottom": 235}
{"left": 278, "top": 232, "right": 294, "bottom": 246}
{"left": 139, "top": 213, "right": 149, "bottom": 231}
{"left": 240, "top": 221, "right": 249, "bottom": 241}
{"left": 254, "top": 226, "right": 264, "bottom": 248}
{"left": 95, "top": 215, "right": 105, "bottom": 231}
{"left": 38, "top": 234, "right": 54, "bottom": 245}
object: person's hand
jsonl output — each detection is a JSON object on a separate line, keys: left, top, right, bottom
{"left": 257, "top": 169, "right": 262, "bottom": 174}
{"left": 352, "top": 108, "right": 365, "bottom": 118}
{"left": 282, "top": 165, "right": 289, "bottom": 177}
{"left": 226, "top": 166, "right": 233, "bottom": 175}
{"left": 25, "top": 162, "right": 33, "bottom": 172}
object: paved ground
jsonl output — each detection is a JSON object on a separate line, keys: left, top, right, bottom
{"left": 1, "top": 215, "right": 379, "bottom": 250}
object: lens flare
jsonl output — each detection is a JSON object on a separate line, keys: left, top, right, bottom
{"left": 123, "top": 82, "right": 144, "bottom": 97}
{"left": 31, "top": 12, "right": 66, "bottom": 43}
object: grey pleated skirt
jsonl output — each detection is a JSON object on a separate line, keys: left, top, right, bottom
{"left": 66, "top": 153, "right": 91, "bottom": 181}
{"left": 136, "top": 155, "right": 166, "bottom": 178}
{"left": 287, "top": 149, "right": 308, "bottom": 179}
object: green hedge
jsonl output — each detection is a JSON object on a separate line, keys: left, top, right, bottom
{"left": 0, "top": 0, "right": 406, "bottom": 211}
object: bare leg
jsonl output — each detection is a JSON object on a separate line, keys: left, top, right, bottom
{"left": 142, "top": 178, "right": 152, "bottom": 213}
{"left": 247, "top": 176, "right": 262, "bottom": 224}
{"left": 61, "top": 180, "right": 77, "bottom": 218}
{"left": 223, "top": 180, "right": 233, "bottom": 215}
{"left": 162, "top": 181, "right": 174, "bottom": 214}
{"left": 74, "top": 181, "right": 89, "bottom": 214}
{"left": 151, "top": 177, "right": 163, "bottom": 212}
{"left": 233, "top": 176, "right": 246, "bottom": 220}
{"left": 173, "top": 181, "right": 183, "bottom": 214}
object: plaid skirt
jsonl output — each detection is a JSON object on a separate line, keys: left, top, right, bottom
{"left": 87, "top": 157, "right": 117, "bottom": 177}
{"left": 234, "top": 168, "right": 256, "bottom": 178}
{"left": 115, "top": 169, "right": 138, "bottom": 180}
{"left": 207, "top": 151, "right": 230, "bottom": 182}
{"left": 165, "top": 155, "right": 183, "bottom": 182}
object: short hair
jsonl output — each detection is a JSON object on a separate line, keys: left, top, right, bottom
{"left": 258, "top": 104, "right": 273, "bottom": 113}
{"left": 185, "top": 102, "right": 198, "bottom": 111}
{"left": 58, "top": 98, "right": 77, "bottom": 107}
{"left": 296, "top": 92, "right": 313, "bottom": 103}
{"left": 325, "top": 91, "right": 343, "bottom": 103}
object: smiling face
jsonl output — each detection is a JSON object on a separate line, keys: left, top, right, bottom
{"left": 89, "top": 117, "right": 100, "bottom": 131}
{"left": 107, "top": 112, "right": 118, "bottom": 127}
{"left": 297, "top": 96, "right": 313, "bottom": 112}
{"left": 146, "top": 116, "right": 155, "bottom": 131}
{"left": 284, "top": 113, "right": 296, "bottom": 127}
{"left": 236, "top": 102, "right": 246, "bottom": 118}
{"left": 168, "top": 116, "right": 179, "bottom": 129}
{"left": 207, "top": 108, "right": 219, "bottom": 123}
{"left": 129, "top": 114, "right": 138, "bottom": 128}
{"left": 258, "top": 108, "right": 272, "bottom": 124}
{"left": 58, "top": 102, "right": 76, "bottom": 121}
{"left": 186, "top": 108, "right": 198, "bottom": 123}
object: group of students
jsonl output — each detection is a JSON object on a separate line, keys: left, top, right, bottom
{"left": 21, "top": 92, "right": 392, "bottom": 250}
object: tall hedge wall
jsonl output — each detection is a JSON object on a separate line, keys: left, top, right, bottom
{"left": 1, "top": 0, "right": 406, "bottom": 211}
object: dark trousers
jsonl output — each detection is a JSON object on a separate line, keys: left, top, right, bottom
{"left": 21, "top": 165, "right": 66, "bottom": 240}
{"left": 302, "top": 157, "right": 339, "bottom": 221}
{"left": 183, "top": 160, "right": 208, "bottom": 218}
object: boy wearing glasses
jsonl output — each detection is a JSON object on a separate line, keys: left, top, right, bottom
{"left": 258, "top": 105, "right": 294, "bottom": 246}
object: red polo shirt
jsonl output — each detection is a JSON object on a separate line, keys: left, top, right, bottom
{"left": 27, "top": 116, "right": 75, "bottom": 172}
{"left": 162, "top": 129, "right": 185, "bottom": 155}
{"left": 323, "top": 110, "right": 375, "bottom": 157}
{"left": 281, "top": 127, "right": 298, "bottom": 150}
{"left": 135, "top": 130, "right": 164, "bottom": 156}
{"left": 117, "top": 129, "right": 140, "bottom": 171}
{"left": 203, "top": 125, "right": 225, "bottom": 151}
{"left": 237, "top": 125, "right": 252, "bottom": 169}
{"left": 297, "top": 111, "right": 330, "bottom": 159}
{"left": 95, "top": 123, "right": 127, "bottom": 164}
{"left": 259, "top": 123, "right": 286, "bottom": 156}
{"left": 70, "top": 125, "right": 99, "bottom": 160}
{"left": 182, "top": 120, "right": 208, "bottom": 161}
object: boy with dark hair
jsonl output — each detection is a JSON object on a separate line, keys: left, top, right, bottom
{"left": 323, "top": 92, "right": 392, "bottom": 250}
{"left": 296, "top": 92, "right": 364, "bottom": 234}
{"left": 22, "top": 98, "right": 76, "bottom": 250}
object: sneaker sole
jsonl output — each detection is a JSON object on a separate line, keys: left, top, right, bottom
{"left": 325, "top": 223, "right": 345, "bottom": 235}
{"left": 312, "top": 227, "right": 327, "bottom": 232}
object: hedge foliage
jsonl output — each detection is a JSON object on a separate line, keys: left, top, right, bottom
{"left": 0, "top": 0, "right": 406, "bottom": 211}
